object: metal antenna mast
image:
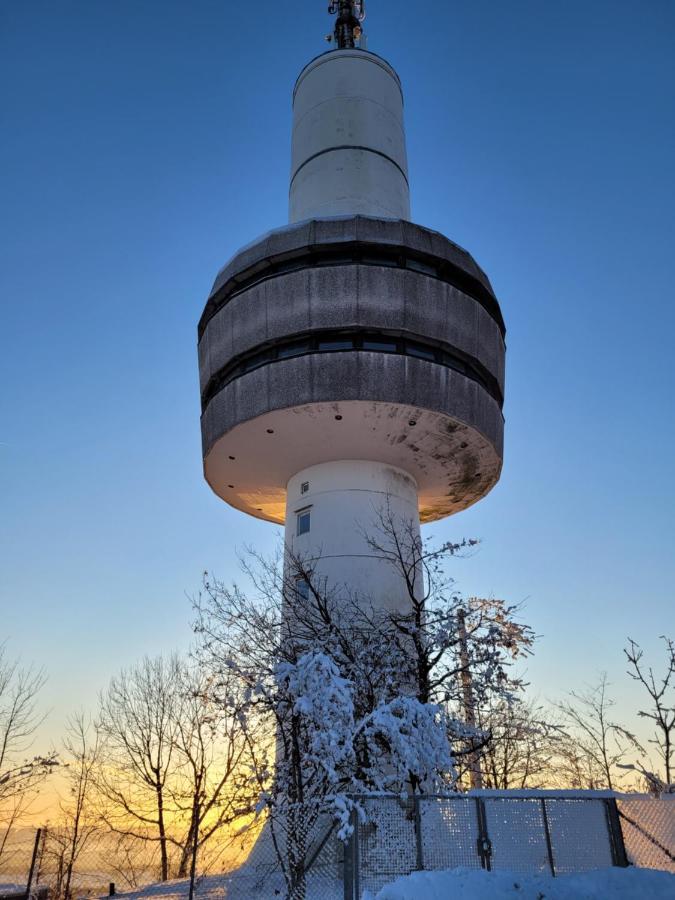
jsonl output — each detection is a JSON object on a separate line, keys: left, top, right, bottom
{"left": 327, "top": 1, "right": 366, "bottom": 49}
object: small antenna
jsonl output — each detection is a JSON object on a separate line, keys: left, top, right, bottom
{"left": 326, "top": 1, "right": 366, "bottom": 49}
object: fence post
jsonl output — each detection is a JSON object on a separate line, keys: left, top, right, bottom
{"left": 343, "top": 831, "right": 353, "bottom": 900}
{"left": 474, "top": 798, "right": 492, "bottom": 871}
{"left": 414, "top": 796, "right": 424, "bottom": 870}
{"left": 353, "top": 807, "right": 360, "bottom": 900}
{"left": 605, "top": 799, "right": 629, "bottom": 867}
{"left": 25, "top": 828, "right": 42, "bottom": 897}
{"left": 344, "top": 807, "right": 360, "bottom": 900}
{"left": 540, "top": 799, "right": 556, "bottom": 876}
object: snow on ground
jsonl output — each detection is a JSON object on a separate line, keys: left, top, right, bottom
{"left": 105, "top": 870, "right": 344, "bottom": 900}
{"left": 367, "top": 866, "right": 675, "bottom": 900}
{"left": 98, "top": 866, "right": 675, "bottom": 900}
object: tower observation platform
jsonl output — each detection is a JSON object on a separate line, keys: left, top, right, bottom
{"left": 198, "top": 9, "right": 505, "bottom": 611}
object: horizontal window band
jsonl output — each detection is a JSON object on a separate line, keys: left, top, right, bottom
{"left": 199, "top": 245, "right": 505, "bottom": 341}
{"left": 290, "top": 144, "right": 410, "bottom": 190}
{"left": 201, "top": 329, "right": 503, "bottom": 413}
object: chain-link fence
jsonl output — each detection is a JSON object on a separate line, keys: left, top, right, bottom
{"left": 0, "top": 827, "right": 44, "bottom": 900}
{"left": 618, "top": 795, "right": 675, "bottom": 872}
{"left": 344, "top": 792, "right": 673, "bottom": 899}
{"left": 0, "top": 827, "right": 180, "bottom": 900}
{"left": 1, "top": 793, "right": 672, "bottom": 899}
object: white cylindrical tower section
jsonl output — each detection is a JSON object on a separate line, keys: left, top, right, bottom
{"left": 289, "top": 50, "right": 410, "bottom": 222}
{"left": 284, "top": 460, "right": 421, "bottom": 617}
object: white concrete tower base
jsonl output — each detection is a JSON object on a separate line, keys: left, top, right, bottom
{"left": 284, "top": 460, "right": 421, "bottom": 617}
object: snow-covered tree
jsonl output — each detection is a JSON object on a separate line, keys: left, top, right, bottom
{"left": 194, "top": 511, "right": 534, "bottom": 896}
{"left": 362, "top": 505, "right": 535, "bottom": 788}
{"left": 195, "top": 545, "right": 458, "bottom": 898}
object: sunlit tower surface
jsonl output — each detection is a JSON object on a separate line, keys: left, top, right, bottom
{"left": 198, "top": 3, "right": 505, "bottom": 610}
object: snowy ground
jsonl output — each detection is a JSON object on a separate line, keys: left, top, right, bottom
{"left": 366, "top": 866, "right": 675, "bottom": 900}
{"left": 100, "top": 866, "right": 675, "bottom": 900}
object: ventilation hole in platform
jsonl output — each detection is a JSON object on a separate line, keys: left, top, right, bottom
{"left": 228, "top": 455, "right": 236, "bottom": 460}
{"left": 266, "top": 428, "right": 274, "bottom": 434}
{"left": 335, "top": 414, "right": 343, "bottom": 420}
{"left": 228, "top": 484, "right": 234, "bottom": 489}
{"left": 409, "top": 419, "right": 417, "bottom": 427}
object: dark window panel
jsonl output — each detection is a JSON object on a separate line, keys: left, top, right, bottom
{"left": 318, "top": 339, "right": 354, "bottom": 351}
{"left": 407, "top": 344, "right": 436, "bottom": 361}
{"left": 362, "top": 339, "right": 398, "bottom": 352}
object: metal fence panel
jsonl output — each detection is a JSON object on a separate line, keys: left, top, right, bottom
{"left": 544, "top": 799, "right": 614, "bottom": 874}
{"left": 216, "top": 813, "right": 343, "bottom": 900}
{"left": 618, "top": 797, "right": 675, "bottom": 873}
{"left": 419, "top": 797, "right": 481, "bottom": 871}
{"left": 356, "top": 798, "right": 417, "bottom": 897}
{"left": 483, "top": 799, "right": 551, "bottom": 874}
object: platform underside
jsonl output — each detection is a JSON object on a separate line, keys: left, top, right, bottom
{"left": 204, "top": 399, "right": 501, "bottom": 524}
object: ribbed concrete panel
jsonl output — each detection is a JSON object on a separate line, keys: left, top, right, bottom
{"left": 199, "top": 263, "right": 505, "bottom": 395}
{"left": 205, "top": 217, "right": 499, "bottom": 329}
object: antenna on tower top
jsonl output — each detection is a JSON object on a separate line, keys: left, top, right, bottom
{"left": 326, "top": 1, "right": 366, "bottom": 49}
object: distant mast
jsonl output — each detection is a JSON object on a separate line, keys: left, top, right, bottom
{"left": 326, "top": 1, "right": 366, "bottom": 49}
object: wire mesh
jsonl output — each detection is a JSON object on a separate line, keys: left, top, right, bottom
{"left": 544, "top": 799, "right": 614, "bottom": 874}
{"left": 418, "top": 796, "right": 481, "bottom": 870}
{"left": 35, "top": 831, "right": 161, "bottom": 898}
{"left": 0, "top": 828, "right": 40, "bottom": 896}
{"left": 483, "top": 798, "right": 551, "bottom": 874}
{"left": 357, "top": 797, "right": 417, "bottom": 897}
{"left": 203, "top": 812, "right": 344, "bottom": 900}
{"left": 617, "top": 796, "right": 675, "bottom": 873}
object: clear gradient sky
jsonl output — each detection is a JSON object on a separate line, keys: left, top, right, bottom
{"left": 1, "top": 1, "right": 674, "bottom": 753}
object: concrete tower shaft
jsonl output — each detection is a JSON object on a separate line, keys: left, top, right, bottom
{"left": 290, "top": 51, "right": 410, "bottom": 222}
{"left": 198, "top": 45, "right": 505, "bottom": 613}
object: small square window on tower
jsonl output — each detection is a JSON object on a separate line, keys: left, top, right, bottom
{"left": 300, "top": 481, "right": 310, "bottom": 495}
{"left": 296, "top": 509, "right": 311, "bottom": 536}
{"left": 295, "top": 577, "right": 310, "bottom": 602}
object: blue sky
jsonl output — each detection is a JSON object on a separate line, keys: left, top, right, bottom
{"left": 1, "top": 0, "right": 674, "bottom": 748}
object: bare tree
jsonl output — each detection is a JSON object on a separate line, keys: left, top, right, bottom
{"left": 624, "top": 636, "right": 674, "bottom": 787}
{"left": 96, "top": 654, "right": 182, "bottom": 881}
{"left": 475, "top": 698, "right": 563, "bottom": 790}
{"left": 363, "top": 507, "right": 534, "bottom": 711}
{"left": 555, "top": 674, "right": 642, "bottom": 790}
{"left": 169, "top": 665, "right": 252, "bottom": 884}
{"left": 43, "top": 714, "right": 101, "bottom": 899}
{"left": 95, "top": 654, "right": 251, "bottom": 887}
{"left": 0, "top": 643, "right": 56, "bottom": 858}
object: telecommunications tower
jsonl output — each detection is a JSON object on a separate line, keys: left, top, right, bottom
{"left": 197, "top": 3, "right": 505, "bottom": 610}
